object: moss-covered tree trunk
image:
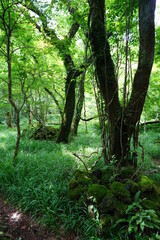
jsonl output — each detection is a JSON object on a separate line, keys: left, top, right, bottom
{"left": 89, "top": 0, "right": 155, "bottom": 165}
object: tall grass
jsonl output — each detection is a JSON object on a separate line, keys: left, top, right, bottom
{"left": 139, "top": 124, "right": 160, "bottom": 182}
{"left": 0, "top": 123, "right": 101, "bottom": 239}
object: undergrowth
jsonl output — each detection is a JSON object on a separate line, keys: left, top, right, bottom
{"left": 0, "top": 123, "right": 160, "bottom": 239}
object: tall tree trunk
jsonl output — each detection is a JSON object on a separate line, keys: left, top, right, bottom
{"left": 72, "top": 73, "right": 85, "bottom": 135}
{"left": 57, "top": 79, "right": 76, "bottom": 143}
{"left": 89, "top": 0, "right": 155, "bottom": 165}
{"left": 7, "top": 10, "right": 21, "bottom": 160}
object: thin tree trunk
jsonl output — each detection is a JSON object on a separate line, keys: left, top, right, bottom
{"left": 72, "top": 73, "right": 85, "bottom": 135}
{"left": 57, "top": 78, "right": 76, "bottom": 142}
{"left": 7, "top": 111, "right": 12, "bottom": 128}
{"left": 14, "top": 111, "right": 21, "bottom": 159}
{"left": 7, "top": 10, "right": 21, "bottom": 160}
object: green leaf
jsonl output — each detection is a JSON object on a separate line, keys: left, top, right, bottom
{"left": 134, "top": 191, "right": 141, "bottom": 202}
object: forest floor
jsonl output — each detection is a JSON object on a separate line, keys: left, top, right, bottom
{"left": 0, "top": 194, "right": 58, "bottom": 240}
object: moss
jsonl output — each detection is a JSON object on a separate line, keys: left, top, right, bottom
{"left": 100, "top": 191, "right": 116, "bottom": 213}
{"left": 138, "top": 175, "right": 154, "bottom": 192}
{"left": 74, "top": 169, "right": 84, "bottom": 178}
{"left": 74, "top": 170, "right": 93, "bottom": 186}
{"left": 32, "top": 126, "right": 58, "bottom": 140}
{"left": 146, "top": 184, "right": 160, "bottom": 203}
{"left": 100, "top": 167, "right": 114, "bottom": 185}
{"left": 78, "top": 175, "right": 93, "bottom": 186}
{"left": 68, "top": 185, "right": 84, "bottom": 200}
{"left": 141, "top": 199, "right": 160, "bottom": 211}
{"left": 69, "top": 179, "right": 79, "bottom": 189}
{"left": 110, "top": 181, "right": 131, "bottom": 203}
{"left": 87, "top": 184, "right": 108, "bottom": 203}
{"left": 114, "top": 201, "right": 128, "bottom": 218}
{"left": 124, "top": 180, "right": 139, "bottom": 194}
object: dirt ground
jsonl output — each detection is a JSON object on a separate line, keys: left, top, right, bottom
{"left": 0, "top": 195, "right": 78, "bottom": 240}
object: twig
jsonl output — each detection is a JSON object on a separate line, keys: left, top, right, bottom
{"left": 73, "top": 153, "right": 89, "bottom": 172}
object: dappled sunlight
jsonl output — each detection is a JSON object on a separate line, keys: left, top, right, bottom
{"left": 10, "top": 211, "right": 22, "bottom": 223}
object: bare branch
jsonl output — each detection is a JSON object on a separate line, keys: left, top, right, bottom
{"left": 73, "top": 153, "right": 89, "bottom": 172}
{"left": 44, "top": 87, "right": 63, "bottom": 117}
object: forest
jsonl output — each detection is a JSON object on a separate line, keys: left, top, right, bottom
{"left": 0, "top": 0, "right": 160, "bottom": 239}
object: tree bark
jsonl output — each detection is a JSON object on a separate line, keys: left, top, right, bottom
{"left": 57, "top": 79, "right": 76, "bottom": 143}
{"left": 7, "top": 111, "right": 12, "bottom": 128}
{"left": 72, "top": 73, "right": 85, "bottom": 135}
{"left": 89, "top": 0, "right": 155, "bottom": 165}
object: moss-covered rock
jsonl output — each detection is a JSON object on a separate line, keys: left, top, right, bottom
{"left": 68, "top": 185, "right": 84, "bottom": 200}
{"left": 69, "top": 179, "right": 79, "bottom": 189}
{"left": 138, "top": 175, "right": 154, "bottom": 192}
{"left": 87, "top": 184, "right": 108, "bottom": 203}
{"left": 114, "top": 201, "right": 128, "bottom": 218}
{"left": 31, "top": 125, "right": 58, "bottom": 140}
{"left": 110, "top": 181, "right": 131, "bottom": 203}
{"left": 74, "top": 170, "right": 93, "bottom": 186}
{"left": 141, "top": 199, "right": 160, "bottom": 211}
{"left": 101, "top": 167, "right": 113, "bottom": 185}
{"left": 100, "top": 191, "right": 116, "bottom": 213}
{"left": 74, "top": 169, "right": 84, "bottom": 178}
{"left": 124, "top": 180, "right": 139, "bottom": 194}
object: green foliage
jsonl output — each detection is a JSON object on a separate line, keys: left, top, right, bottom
{"left": 87, "top": 184, "right": 108, "bottom": 203}
{"left": 111, "top": 191, "right": 160, "bottom": 239}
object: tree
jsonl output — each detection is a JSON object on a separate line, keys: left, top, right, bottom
{"left": 24, "top": 0, "right": 90, "bottom": 143}
{"left": 0, "top": 0, "right": 37, "bottom": 159}
{"left": 89, "top": 0, "right": 156, "bottom": 166}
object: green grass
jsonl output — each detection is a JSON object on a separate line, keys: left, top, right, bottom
{"left": 0, "top": 123, "right": 160, "bottom": 239}
{"left": 139, "top": 124, "right": 160, "bottom": 182}
{"left": 0, "top": 123, "right": 102, "bottom": 239}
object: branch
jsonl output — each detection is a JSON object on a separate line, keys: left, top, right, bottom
{"left": 140, "top": 120, "right": 160, "bottom": 126}
{"left": 44, "top": 87, "right": 63, "bottom": 117}
{"left": 66, "top": 22, "right": 79, "bottom": 40}
{"left": 73, "top": 153, "right": 89, "bottom": 172}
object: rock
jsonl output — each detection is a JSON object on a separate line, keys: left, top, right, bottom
{"left": 68, "top": 185, "right": 84, "bottom": 200}
{"left": 138, "top": 175, "right": 154, "bottom": 192}
{"left": 101, "top": 167, "right": 113, "bottom": 185}
{"left": 114, "top": 201, "right": 128, "bottom": 218}
{"left": 74, "top": 170, "right": 93, "bottom": 186}
{"left": 124, "top": 180, "right": 139, "bottom": 194}
{"left": 110, "top": 181, "right": 131, "bottom": 203}
{"left": 100, "top": 191, "right": 116, "bottom": 213}
{"left": 69, "top": 179, "right": 79, "bottom": 189}
{"left": 141, "top": 199, "right": 160, "bottom": 211}
{"left": 31, "top": 125, "right": 58, "bottom": 140}
{"left": 87, "top": 184, "right": 108, "bottom": 203}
